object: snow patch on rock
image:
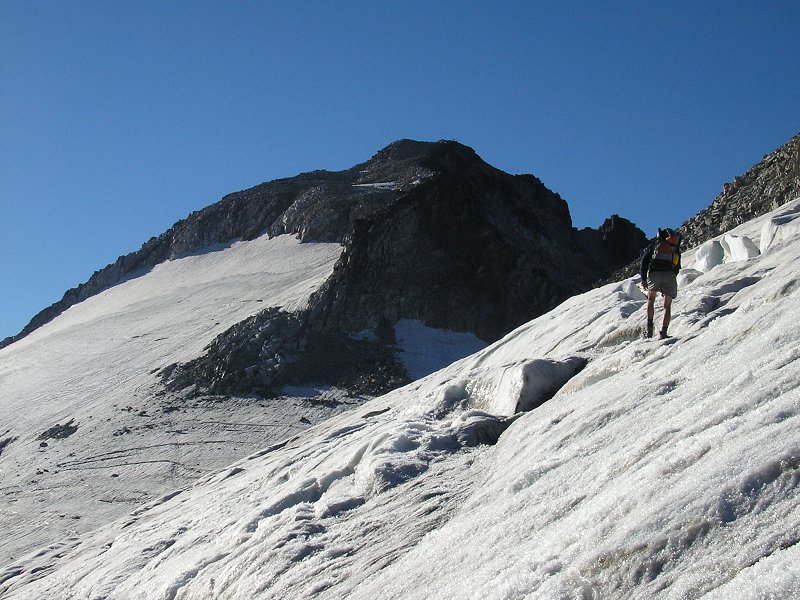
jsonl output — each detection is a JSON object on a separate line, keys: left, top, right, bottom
{"left": 394, "top": 319, "right": 486, "bottom": 380}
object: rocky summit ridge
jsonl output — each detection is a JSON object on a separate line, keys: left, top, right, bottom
{"left": 680, "top": 131, "right": 800, "bottom": 248}
{"left": 3, "top": 139, "right": 647, "bottom": 400}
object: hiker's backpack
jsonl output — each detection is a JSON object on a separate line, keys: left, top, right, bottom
{"left": 650, "top": 228, "right": 681, "bottom": 273}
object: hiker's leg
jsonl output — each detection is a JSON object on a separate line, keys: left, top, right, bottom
{"left": 646, "top": 290, "right": 657, "bottom": 337}
{"left": 662, "top": 295, "right": 673, "bottom": 333}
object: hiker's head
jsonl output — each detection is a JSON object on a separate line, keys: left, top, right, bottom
{"left": 659, "top": 228, "right": 680, "bottom": 246}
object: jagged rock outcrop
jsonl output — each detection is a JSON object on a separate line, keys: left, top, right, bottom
{"left": 680, "top": 132, "right": 800, "bottom": 249}
{"left": 305, "top": 164, "right": 646, "bottom": 342}
{"left": 161, "top": 308, "right": 407, "bottom": 398}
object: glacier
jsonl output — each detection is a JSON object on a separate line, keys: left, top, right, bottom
{"left": 2, "top": 199, "right": 800, "bottom": 598}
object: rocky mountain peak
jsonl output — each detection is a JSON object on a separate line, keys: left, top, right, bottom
{"left": 362, "top": 138, "right": 441, "bottom": 166}
{"left": 352, "top": 139, "right": 491, "bottom": 188}
{"left": 156, "top": 143, "right": 648, "bottom": 399}
{"left": 597, "top": 214, "right": 649, "bottom": 265}
{"left": 4, "top": 140, "right": 646, "bottom": 378}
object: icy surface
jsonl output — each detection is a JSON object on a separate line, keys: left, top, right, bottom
{"left": 352, "top": 182, "right": 400, "bottom": 190}
{"left": 693, "top": 239, "right": 725, "bottom": 272}
{"left": 3, "top": 200, "right": 800, "bottom": 599}
{"left": 760, "top": 200, "right": 800, "bottom": 253}
{"left": 720, "top": 233, "right": 760, "bottom": 262}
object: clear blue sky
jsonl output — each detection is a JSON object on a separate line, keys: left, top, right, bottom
{"left": 2, "top": 1, "right": 798, "bottom": 341}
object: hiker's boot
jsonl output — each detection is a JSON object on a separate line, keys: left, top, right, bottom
{"left": 646, "top": 320, "right": 654, "bottom": 338}
{"left": 659, "top": 329, "right": 668, "bottom": 340}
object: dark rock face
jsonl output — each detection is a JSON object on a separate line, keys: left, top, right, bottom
{"left": 308, "top": 175, "right": 574, "bottom": 342}
{"left": 37, "top": 419, "right": 78, "bottom": 441}
{"left": 305, "top": 149, "right": 647, "bottom": 342}
{"left": 680, "top": 131, "right": 800, "bottom": 248}
{"left": 594, "top": 215, "right": 650, "bottom": 268}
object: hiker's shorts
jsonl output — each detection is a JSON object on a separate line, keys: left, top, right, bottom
{"left": 648, "top": 270, "right": 678, "bottom": 298}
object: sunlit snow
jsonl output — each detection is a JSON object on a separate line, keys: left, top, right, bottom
{"left": 3, "top": 200, "right": 800, "bottom": 599}
{"left": 0, "top": 235, "right": 343, "bottom": 566}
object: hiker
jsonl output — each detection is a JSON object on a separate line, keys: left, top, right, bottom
{"left": 640, "top": 228, "right": 681, "bottom": 339}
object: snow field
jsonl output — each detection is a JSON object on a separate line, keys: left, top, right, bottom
{"left": 0, "top": 235, "right": 343, "bottom": 568}
{"left": 341, "top": 200, "right": 800, "bottom": 599}
{"left": 3, "top": 199, "right": 800, "bottom": 598}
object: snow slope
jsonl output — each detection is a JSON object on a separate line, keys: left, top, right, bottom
{"left": 0, "top": 235, "right": 344, "bottom": 566}
{"left": 4, "top": 200, "right": 800, "bottom": 598}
